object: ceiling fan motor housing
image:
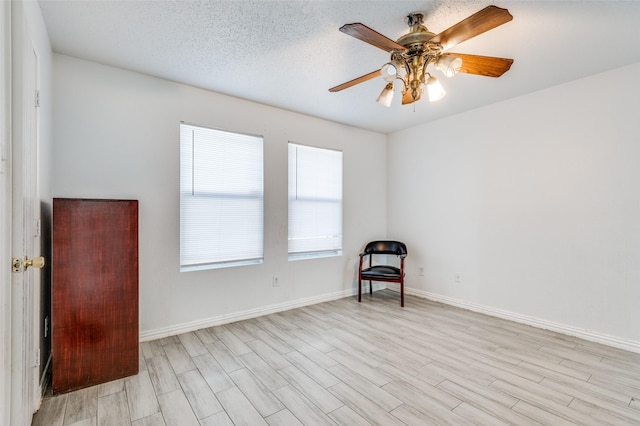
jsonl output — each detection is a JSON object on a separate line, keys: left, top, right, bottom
{"left": 398, "top": 13, "right": 435, "bottom": 45}
{"left": 394, "top": 12, "right": 443, "bottom": 100}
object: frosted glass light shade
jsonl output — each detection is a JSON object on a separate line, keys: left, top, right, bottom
{"left": 380, "top": 63, "right": 397, "bottom": 82}
{"left": 381, "top": 61, "right": 407, "bottom": 82}
{"left": 426, "top": 76, "right": 446, "bottom": 102}
{"left": 435, "top": 55, "right": 462, "bottom": 78}
{"left": 376, "top": 82, "right": 394, "bottom": 107}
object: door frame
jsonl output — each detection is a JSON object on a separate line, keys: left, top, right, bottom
{"left": 1, "top": 2, "right": 13, "bottom": 425}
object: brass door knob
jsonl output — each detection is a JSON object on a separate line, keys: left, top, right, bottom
{"left": 24, "top": 256, "right": 45, "bottom": 270}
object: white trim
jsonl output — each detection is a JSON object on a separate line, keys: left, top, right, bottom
{"left": 140, "top": 288, "right": 355, "bottom": 342}
{"left": 406, "top": 287, "right": 640, "bottom": 355}
{"left": 141, "top": 282, "right": 640, "bottom": 355}
{"left": 0, "top": 2, "right": 12, "bottom": 425}
{"left": 140, "top": 283, "right": 388, "bottom": 342}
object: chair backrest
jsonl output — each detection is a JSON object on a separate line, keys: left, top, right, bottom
{"left": 363, "top": 240, "right": 407, "bottom": 257}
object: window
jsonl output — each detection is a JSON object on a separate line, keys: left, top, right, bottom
{"left": 288, "top": 143, "right": 343, "bottom": 260}
{"left": 180, "top": 123, "right": 263, "bottom": 271}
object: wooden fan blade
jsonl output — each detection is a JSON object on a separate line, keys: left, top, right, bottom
{"left": 329, "top": 69, "right": 381, "bottom": 92}
{"left": 446, "top": 53, "right": 513, "bottom": 77}
{"left": 340, "top": 23, "right": 406, "bottom": 52}
{"left": 402, "top": 89, "right": 421, "bottom": 105}
{"left": 430, "top": 6, "right": 513, "bottom": 51}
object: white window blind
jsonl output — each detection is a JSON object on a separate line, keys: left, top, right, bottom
{"left": 288, "top": 143, "right": 343, "bottom": 259}
{"left": 180, "top": 123, "right": 264, "bottom": 270}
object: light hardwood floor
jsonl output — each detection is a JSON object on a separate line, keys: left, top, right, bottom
{"left": 32, "top": 290, "right": 640, "bottom": 425}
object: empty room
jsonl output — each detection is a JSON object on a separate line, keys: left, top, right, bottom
{"left": 3, "top": 1, "right": 640, "bottom": 425}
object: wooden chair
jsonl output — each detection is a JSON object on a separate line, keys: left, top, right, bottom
{"left": 358, "top": 240, "right": 408, "bottom": 307}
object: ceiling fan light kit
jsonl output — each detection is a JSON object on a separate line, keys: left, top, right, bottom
{"left": 329, "top": 5, "right": 514, "bottom": 107}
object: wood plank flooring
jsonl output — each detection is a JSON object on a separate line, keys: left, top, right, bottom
{"left": 32, "top": 290, "right": 640, "bottom": 425}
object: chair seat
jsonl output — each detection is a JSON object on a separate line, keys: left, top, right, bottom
{"left": 361, "top": 265, "right": 401, "bottom": 280}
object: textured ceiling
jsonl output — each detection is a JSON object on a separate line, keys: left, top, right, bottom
{"left": 39, "top": 0, "right": 640, "bottom": 134}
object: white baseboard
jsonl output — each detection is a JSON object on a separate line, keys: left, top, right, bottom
{"left": 406, "top": 287, "right": 640, "bottom": 354}
{"left": 139, "top": 286, "right": 382, "bottom": 342}
{"left": 141, "top": 283, "right": 638, "bottom": 355}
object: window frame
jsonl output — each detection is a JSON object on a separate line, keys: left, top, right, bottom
{"left": 179, "top": 122, "right": 264, "bottom": 271}
{"left": 287, "top": 142, "right": 343, "bottom": 261}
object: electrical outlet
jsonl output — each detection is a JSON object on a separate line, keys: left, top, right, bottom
{"left": 455, "top": 272, "right": 461, "bottom": 283}
{"left": 418, "top": 267, "right": 424, "bottom": 276}
{"left": 272, "top": 276, "right": 279, "bottom": 287}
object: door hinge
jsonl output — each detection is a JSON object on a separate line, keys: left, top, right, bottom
{"left": 12, "top": 257, "right": 23, "bottom": 273}
{"left": 35, "top": 90, "right": 40, "bottom": 108}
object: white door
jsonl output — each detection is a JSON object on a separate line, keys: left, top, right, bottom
{"left": 10, "top": 23, "right": 43, "bottom": 426}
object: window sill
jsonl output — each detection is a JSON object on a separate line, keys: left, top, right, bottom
{"left": 180, "top": 258, "right": 263, "bottom": 272}
{"left": 288, "top": 250, "right": 342, "bottom": 262}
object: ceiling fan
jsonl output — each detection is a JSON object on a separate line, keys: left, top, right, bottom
{"left": 329, "top": 5, "right": 514, "bottom": 106}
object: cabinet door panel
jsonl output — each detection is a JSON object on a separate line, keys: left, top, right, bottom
{"left": 53, "top": 198, "right": 138, "bottom": 393}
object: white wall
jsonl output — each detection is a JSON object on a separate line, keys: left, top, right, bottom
{"left": 52, "top": 54, "right": 387, "bottom": 338}
{"left": 388, "top": 63, "right": 640, "bottom": 349}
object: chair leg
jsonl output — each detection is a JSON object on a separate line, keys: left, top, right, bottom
{"left": 358, "top": 277, "right": 362, "bottom": 302}
{"left": 400, "top": 279, "right": 404, "bottom": 307}
{"left": 369, "top": 280, "right": 373, "bottom": 295}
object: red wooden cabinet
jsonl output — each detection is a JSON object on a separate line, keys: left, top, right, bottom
{"left": 52, "top": 198, "right": 138, "bottom": 393}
